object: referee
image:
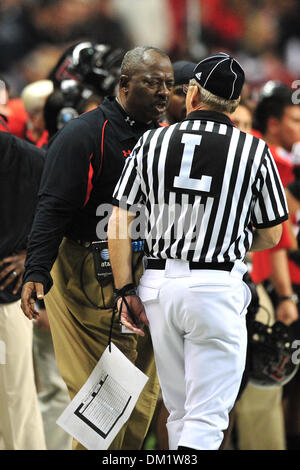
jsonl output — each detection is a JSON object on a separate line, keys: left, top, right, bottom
{"left": 108, "top": 53, "right": 288, "bottom": 451}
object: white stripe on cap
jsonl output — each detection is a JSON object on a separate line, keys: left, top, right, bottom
{"left": 197, "top": 52, "right": 230, "bottom": 67}
{"left": 229, "top": 59, "right": 237, "bottom": 100}
{"left": 202, "top": 57, "right": 230, "bottom": 89}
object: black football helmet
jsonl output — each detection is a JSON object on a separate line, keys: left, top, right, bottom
{"left": 48, "top": 42, "right": 125, "bottom": 97}
{"left": 247, "top": 309, "right": 299, "bottom": 389}
{"left": 242, "top": 273, "right": 299, "bottom": 389}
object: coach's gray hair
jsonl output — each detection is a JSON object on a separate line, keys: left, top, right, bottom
{"left": 121, "top": 46, "right": 169, "bottom": 77}
{"left": 189, "top": 79, "right": 240, "bottom": 114}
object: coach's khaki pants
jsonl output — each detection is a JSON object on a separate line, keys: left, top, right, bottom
{"left": 0, "top": 300, "right": 46, "bottom": 450}
{"left": 44, "top": 238, "right": 160, "bottom": 450}
{"left": 234, "top": 284, "right": 286, "bottom": 450}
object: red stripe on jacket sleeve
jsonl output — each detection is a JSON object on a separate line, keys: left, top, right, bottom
{"left": 96, "top": 119, "right": 108, "bottom": 179}
{"left": 84, "top": 153, "right": 94, "bottom": 206}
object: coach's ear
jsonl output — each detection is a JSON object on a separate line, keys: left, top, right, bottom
{"left": 119, "top": 74, "right": 130, "bottom": 94}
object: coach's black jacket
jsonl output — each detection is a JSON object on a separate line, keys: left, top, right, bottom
{"left": 23, "top": 97, "right": 160, "bottom": 294}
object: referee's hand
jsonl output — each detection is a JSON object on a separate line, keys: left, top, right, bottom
{"left": 118, "top": 295, "right": 149, "bottom": 337}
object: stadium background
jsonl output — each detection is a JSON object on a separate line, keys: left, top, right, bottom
{"left": 1, "top": 0, "right": 300, "bottom": 100}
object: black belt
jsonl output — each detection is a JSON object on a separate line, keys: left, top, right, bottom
{"left": 146, "top": 258, "right": 234, "bottom": 271}
{"left": 68, "top": 237, "right": 144, "bottom": 252}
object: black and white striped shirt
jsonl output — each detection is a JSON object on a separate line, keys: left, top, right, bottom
{"left": 112, "top": 110, "right": 288, "bottom": 263}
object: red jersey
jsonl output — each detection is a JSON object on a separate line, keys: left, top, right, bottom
{"left": 6, "top": 98, "right": 28, "bottom": 139}
{"left": 36, "top": 130, "right": 49, "bottom": 148}
{"left": 251, "top": 142, "right": 297, "bottom": 283}
{"left": 251, "top": 221, "right": 292, "bottom": 283}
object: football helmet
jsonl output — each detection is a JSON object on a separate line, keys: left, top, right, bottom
{"left": 242, "top": 273, "right": 299, "bottom": 389}
{"left": 48, "top": 42, "right": 125, "bottom": 96}
{"left": 247, "top": 307, "right": 299, "bottom": 389}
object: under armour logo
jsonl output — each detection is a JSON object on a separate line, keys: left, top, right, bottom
{"left": 122, "top": 149, "right": 131, "bottom": 158}
{"left": 125, "top": 116, "right": 135, "bottom": 126}
{"left": 195, "top": 72, "right": 202, "bottom": 81}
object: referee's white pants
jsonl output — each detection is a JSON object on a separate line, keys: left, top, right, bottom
{"left": 138, "top": 259, "right": 251, "bottom": 450}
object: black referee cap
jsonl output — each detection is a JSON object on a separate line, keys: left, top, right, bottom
{"left": 193, "top": 52, "right": 245, "bottom": 100}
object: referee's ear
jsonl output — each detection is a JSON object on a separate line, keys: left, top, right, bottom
{"left": 186, "top": 85, "right": 200, "bottom": 113}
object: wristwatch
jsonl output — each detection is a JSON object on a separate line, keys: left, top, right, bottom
{"left": 278, "top": 293, "right": 299, "bottom": 304}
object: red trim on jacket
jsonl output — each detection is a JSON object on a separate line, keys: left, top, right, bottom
{"left": 84, "top": 153, "right": 94, "bottom": 207}
{"left": 97, "top": 119, "right": 108, "bottom": 179}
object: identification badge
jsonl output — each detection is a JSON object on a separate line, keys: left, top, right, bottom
{"left": 91, "top": 240, "right": 113, "bottom": 285}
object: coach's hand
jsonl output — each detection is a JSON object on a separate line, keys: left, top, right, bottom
{"left": 118, "top": 295, "right": 149, "bottom": 337}
{"left": 21, "top": 282, "right": 44, "bottom": 320}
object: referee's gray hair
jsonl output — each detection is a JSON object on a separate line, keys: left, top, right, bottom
{"left": 121, "top": 46, "right": 170, "bottom": 77}
{"left": 189, "top": 79, "right": 240, "bottom": 114}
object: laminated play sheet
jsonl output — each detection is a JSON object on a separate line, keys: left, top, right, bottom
{"left": 57, "top": 343, "right": 149, "bottom": 450}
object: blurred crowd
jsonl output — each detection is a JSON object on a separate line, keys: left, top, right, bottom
{"left": 1, "top": 0, "right": 300, "bottom": 96}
